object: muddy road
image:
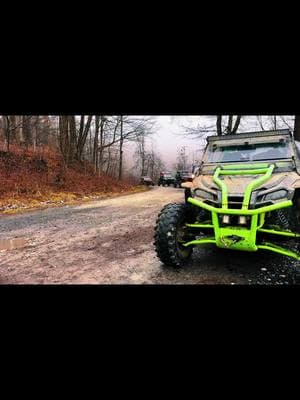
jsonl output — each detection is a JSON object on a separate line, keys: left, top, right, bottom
{"left": 0, "top": 187, "right": 299, "bottom": 284}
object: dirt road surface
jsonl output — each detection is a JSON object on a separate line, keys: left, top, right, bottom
{"left": 0, "top": 187, "right": 299, "bottom": 284}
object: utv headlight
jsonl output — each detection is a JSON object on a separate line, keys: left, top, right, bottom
{"left": 263, "top": 189, "right": 288, "bottom": 201}
{"left": 194, "top": 189, "right": 215, "bottom": 201}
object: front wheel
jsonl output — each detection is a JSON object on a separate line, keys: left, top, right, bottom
{"left": 154, "top": 203, "right": 196, "bottom": 267}
{"left": 185, "top": 188, "right": 192, "bottom": 203}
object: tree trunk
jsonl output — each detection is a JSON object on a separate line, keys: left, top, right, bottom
{"left": 226, "top": 116, "right": 233, "bottom": 134}
{"left": 68, "top": 115, "right": 77, "bottom": 163}
{"left": 217, "top": 115, "right": 222, "bottom": 136}
{"left": 257, "top": 116, "right": 265, "bottom": 131}
{"left": 59, "top": 116, "right": 69, "bottom": 166}
{"left": 216, "top": 115, "right": 241, "bottom": 135}
{"left": 33, "top": 116, "right": 40, "bottom": 152}
{"left": 76, "top": 115, "right": 93, "bottom": 161}
{"left": 22, "top": 116, "right": 32, "bottom": 147}
{"left": 3, "top": 116, "right": 10, "bottom": 151}
{"left": 98, "top": 116, "right": 105, "bottom": 173}
{"left": 118, "top": 116, "right": 123, "bottom": 180}
{"left": 141, "top": 136, "right": 145, "bottom": 175}
{"left": 9, "top": 115, "right": 16, "bottom": 143}
{"left": 0, "top": 116, "right": 4, "bottom": 142}
{"left": 106, "top": 147, "right": 111, "bottom": 175}
{"left": 231, "top": 115, "right": 242, "bottom": 134}
{"left": 294, "top": 116, "right": 300, "bottom": 141}
{"left": 93, "top": 116, "right": 100, "bottom": 172}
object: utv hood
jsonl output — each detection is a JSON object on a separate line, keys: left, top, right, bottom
{"left": 183, "top": 162, "right": 300, "bottom": 208}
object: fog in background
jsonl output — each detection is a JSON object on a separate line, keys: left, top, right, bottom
{"left": 125, "top": 115, "right": 295, "bottom": 173}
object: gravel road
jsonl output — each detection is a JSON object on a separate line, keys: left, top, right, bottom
{"left": 0, "top": 186, "right": 299, "bottom": 284}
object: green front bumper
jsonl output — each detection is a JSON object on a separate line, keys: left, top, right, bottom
{"left": 183, "top": 164, "right": 300, "bottom": 261}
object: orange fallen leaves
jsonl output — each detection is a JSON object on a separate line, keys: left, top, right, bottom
{"left": 0, "top": 144, "right": 143, "bottom": 214}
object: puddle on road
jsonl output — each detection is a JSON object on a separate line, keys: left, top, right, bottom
{"left": 0, "top": 238, "right": 27, "bottom": 251}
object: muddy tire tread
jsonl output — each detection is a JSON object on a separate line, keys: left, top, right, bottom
{"left": 154, "top": 203, "right": 194, "bottom": 268}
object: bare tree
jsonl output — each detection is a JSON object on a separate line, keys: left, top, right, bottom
{"left": 93, "top": 116, "right": 100, "bottom": 172}
{"left": 216, "top": 115, "right": 222, "bottom": 136}
{"left": 96, "top": 116, "right": 155, "bottom": 178}
{"left": 2, "top": 116, "right": 10, "bottom": 151}
{"left": 0, "top": 114, "right": 158, "bottom": 182}
{"left": 134, "top": 137, "right": 164, "bottom": 181}
{"left": 118, "top": 116, "right": 124, "bottom": 180}
{"left": 22, "top": 116, "right": 32, "bottom": 147}
{"left": 182, "top": 115, "right": 242, "bottom": 138}
{"left": 118, "top": 116, "right": 155, "bottom": 179}
{"left": 58, "top": 116, "right": 69, "bottom": 165}
{"left": 0, "top": 115, "right": 33, "bottom": 151}
{"left": 231, "top": 116, "right": 242, "bottom": 134}
{"left": 176, "top": 146, "right": 188, "bottom": 170}
{"left": 257, "top": 116, "right": 265, "bottom": 131}
{"left": 58, "top": 115, "right": 94, "bottom": 165}
{"left": 255, "top": 115, "right": 296, "bottom": 132}
{"left": 136, "top": 134, "right": 147, "bottom": 176}
{"left": 217, "top": 115, "right": 242, "bottom": 135}
{"left": 280, "top": 116, "right": 294, "bottom": 130}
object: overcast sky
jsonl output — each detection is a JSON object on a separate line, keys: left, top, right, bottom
{"left": 150, "top": 116, "right": 205, "bottom": 168}
{"left": 125, "top": 115, "right": 295, "bottom": 171}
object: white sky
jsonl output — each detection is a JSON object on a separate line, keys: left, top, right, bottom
{"left": 150, "top": 116, "right": 206, "bottom": 168}
{"left": 125, "top": 115, "right": 295, "bottom": 172}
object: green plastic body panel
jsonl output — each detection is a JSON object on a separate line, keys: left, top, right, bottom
{"left": 183, "top": 163, "right": 300, "bottom": 261}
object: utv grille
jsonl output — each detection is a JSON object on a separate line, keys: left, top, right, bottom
{"left": 228, "top": 196, "right": 244, "bottom": 208}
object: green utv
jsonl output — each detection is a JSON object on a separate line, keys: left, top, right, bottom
{"left": 154, "top": 129, "right": 300, "bottom": 268}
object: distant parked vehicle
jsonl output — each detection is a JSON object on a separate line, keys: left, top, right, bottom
{"left": 140, "top": 176, "right": 155, "bottom": 186}
{"left": 158, "top": 172, "right": 175, "bottom": 187}
{"left": 174, "top": 170, "right": 195, "bottom": 188}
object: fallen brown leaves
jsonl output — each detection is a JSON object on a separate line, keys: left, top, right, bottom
{"left": 0, "top": 144, "right": 146, "bottom": 214}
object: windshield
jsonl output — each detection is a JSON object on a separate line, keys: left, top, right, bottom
{"left": 206, "top": 142, "right": 291, "bottom": 163}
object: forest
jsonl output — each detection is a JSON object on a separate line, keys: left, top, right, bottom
{"left": 2, "top": 115, "right": 300, "bottom": 285}
{"left": 0, "top": 115, "right": 299, "bottom": 213}
{"left": 0, "top": 115, "right": 165, "bottom": 212}
{"left": 0, "top": 115, "right": 163, "bottom": 177}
